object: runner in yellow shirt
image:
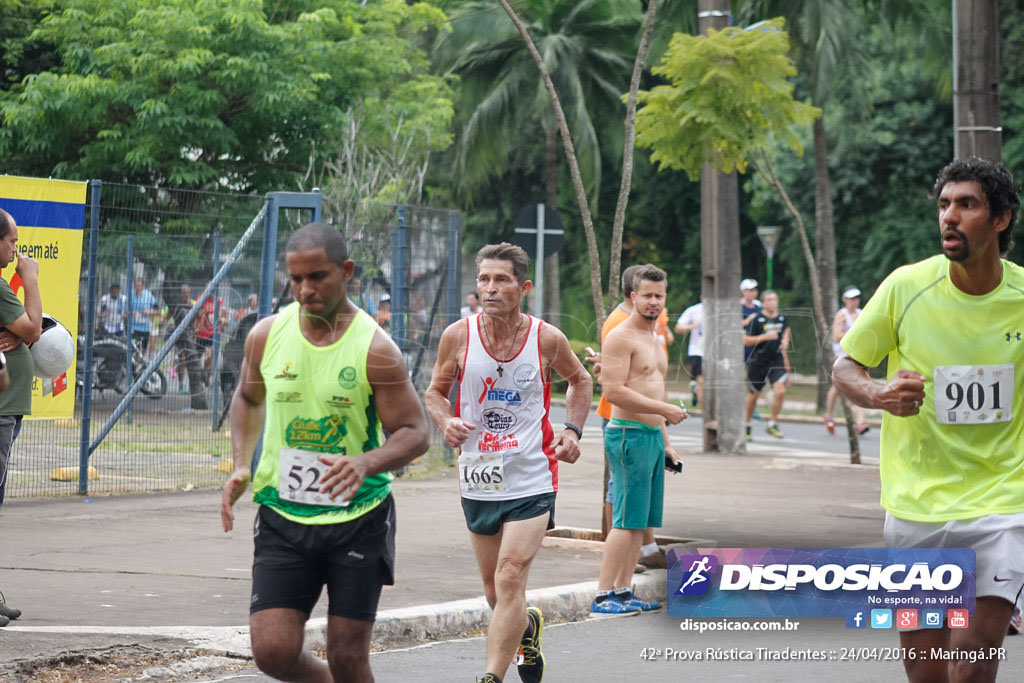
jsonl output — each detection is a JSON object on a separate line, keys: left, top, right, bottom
{"left": 834, "top": 158, "right": 1023, "bottom": 683}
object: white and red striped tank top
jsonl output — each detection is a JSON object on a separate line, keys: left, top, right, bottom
{"left": 456, "top": 313, "right": 556, "bottom": 500}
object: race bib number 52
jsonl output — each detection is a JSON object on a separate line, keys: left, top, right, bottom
{"left": 279, "top": 447, "right": 350, "bottom": 507}
{"left": 934, "top": 364, "right": 1014, "bottom": 425}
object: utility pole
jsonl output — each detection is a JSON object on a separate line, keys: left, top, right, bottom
{"left": 698, "top": 0, "right": 745, "bottom": 454}
{"left": 953, "top": 0, "right": 1002, "bottom": 161}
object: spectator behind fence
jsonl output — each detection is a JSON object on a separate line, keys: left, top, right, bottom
{"left": 130, "top": 279, "right": 158, "bottom": 355}
{"left": 97, "top": 283, "right": 126, "bottom": 337}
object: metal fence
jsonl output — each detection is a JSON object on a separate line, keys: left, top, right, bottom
{"left": 5, "top": 182, "right": 459, "bottom": 500}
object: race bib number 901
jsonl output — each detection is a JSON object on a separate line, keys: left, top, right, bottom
{"left": 279, "top": 447, "right": 350, "bottom": 507}
{"left": 934, "top": 364, "right": 1014, "bottom": 425}
{"left": 458, "top": 451, "right": 507, "bottom": 494}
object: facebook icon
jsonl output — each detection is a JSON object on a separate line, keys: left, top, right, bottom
{"left": 846, "top": 610, "right": 866, "bottom": 629}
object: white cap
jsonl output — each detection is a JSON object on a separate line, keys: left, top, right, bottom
{"left": 841, "top": 287, "right": 861, "bottom": 299}
{"left": 740, "top": 278, "right": 758, "bottom": 291}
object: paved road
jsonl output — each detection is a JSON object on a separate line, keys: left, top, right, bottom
{"left": 365, "top": 609, "right": 1023, "bottom": 683}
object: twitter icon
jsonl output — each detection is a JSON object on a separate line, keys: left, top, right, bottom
{"left": 871, "top": 609, "right": 893, "bottom": 629}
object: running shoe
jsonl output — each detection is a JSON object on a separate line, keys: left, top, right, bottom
{"left": 745, "top": 425, "right": 752, "bottom": 442}
{"left": 477, "top": 674, "right": 502, "bottom": 683}
{"left": 516, "top": 606, "right": 545, "bottom": 683}
{"left": 0, "top": 613, "right": 8, "bottom": 627}
{"left": 752, "top": 408, "right": 761, "bottom": 421}
{"left": 622, "top": 593, "right": 663, "bottom": 612}
{"left": 766, "top": 423, "right": 784, "bottom": 439}
{"left": 1009, "top": 610, "right": 1022, "bottom": 636}
{"left": 590, "top": 595, "right": 641, "bottom": 616}
{"left": 823, "top": 415, "right": 835, "bottom": 435}
{"left": 0, "top": 592, "right": 20, "bottom": 620}
{"left": 857, "top": 423, "right": 870, "bottom": 435}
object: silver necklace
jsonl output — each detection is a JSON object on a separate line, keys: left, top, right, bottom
{"left": 480, "top": 313, "right": 525, "bottom": 377}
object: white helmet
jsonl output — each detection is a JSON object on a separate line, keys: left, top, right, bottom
{"left": 31, "top": 314, "right": 75, "bottom": 378}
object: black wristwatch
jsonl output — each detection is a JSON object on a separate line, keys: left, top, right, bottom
{"left": 563, "top": 422, "right": 583, "bottom": 440}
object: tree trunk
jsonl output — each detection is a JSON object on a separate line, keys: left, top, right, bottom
{"left": 954, "top": 0, "right": 1002, "bottom": 161}
{"left": 699, "top": 0, "right": 746, "bottom": 454}
{"left": 544, "top": 126, "right": 561, "bottom": 324}
{"left": 813, "top": 118, "right": 837, "bottom": 413}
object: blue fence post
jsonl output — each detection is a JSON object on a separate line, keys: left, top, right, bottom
{"left": 390, "top": 206, "right": 409, "bottom": 354}
{"left": 125, "top": 235, "right": 134, "bottom": 425}
{"left": 259, "top": 195, "right": 280, "bottom": 318}
{"left": 211, "top": 231, "right": 222, "bottom": 430}
{"left": 447, "top": 211, "right": 461, "bottom": 326}
{"left": 78, "top": 180, "right": 102, "bottom": 495}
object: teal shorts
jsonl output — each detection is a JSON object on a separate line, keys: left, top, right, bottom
{"left": 605, "top": 422, "right": 664, "bottom": 530}
{"left": 461, "top": 492, "right": 556, "bottom": 536}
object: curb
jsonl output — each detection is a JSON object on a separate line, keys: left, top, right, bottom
{"left": 307, "top": 571, "right": 667, "bottom": 652}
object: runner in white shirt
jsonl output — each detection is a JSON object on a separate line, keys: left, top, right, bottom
{"left": 426, "top": 243, "right": 591, "bottom": 683}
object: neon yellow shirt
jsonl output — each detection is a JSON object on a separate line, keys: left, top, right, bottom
{"left": 842, "top": 255, "right": 1024, "bottom": 522}
{"left": 253, "top": 303, "right": 391, "bottom": 524}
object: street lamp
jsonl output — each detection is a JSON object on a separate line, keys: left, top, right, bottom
{"left": 756, "top": 225, "right": 783, "bottom": 290}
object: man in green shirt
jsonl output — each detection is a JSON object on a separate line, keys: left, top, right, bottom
{"left": 834, "top": 159, "right": 1023, "bottom": 683}
{"left": 220, "top": 222, "right": 430, "bottom": 682}
{"left": 0, "top": 208, "right": 42, "bottom": 628}
{"left": 0, "top": 208, "right": 42, "bottom": 509}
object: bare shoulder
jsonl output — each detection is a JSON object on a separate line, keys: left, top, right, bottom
{"left": 437, "top": 318, "right": 469, "bottom": 357}
{"left": 243, "top": 314, "right": 277, "bottom": 359}
{"left": 367, "top": 326, "right": 410, "bottom": 383}
{"left": 538, "top": 319, "right": 572, "bottom": 357}
{"left": 602, "top": 319, "right": 634, "bottom": 348}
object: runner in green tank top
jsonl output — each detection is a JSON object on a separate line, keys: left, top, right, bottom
{"left": 220, "top": 222, "right": 429, "bottom": 683}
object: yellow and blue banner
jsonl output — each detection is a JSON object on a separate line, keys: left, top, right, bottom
{"left": 0, "top": 175, "right": 87, "bottom": 419}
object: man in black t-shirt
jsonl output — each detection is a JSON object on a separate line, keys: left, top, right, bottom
{"left": 743, "top": 290, "right": 790, "bottom": 440}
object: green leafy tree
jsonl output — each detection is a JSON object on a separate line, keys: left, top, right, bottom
{"left": 0, "top": 0, "right": 447, "bottom": 192}
{"left": 435, "top": 0, "right": 642, "bottom": 321}
{"left": 634, "top": 16, "right": 830, "bottom": 362}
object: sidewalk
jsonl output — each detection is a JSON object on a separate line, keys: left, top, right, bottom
{"left": 0, "top": 417, "right": 884, "bottom": 679}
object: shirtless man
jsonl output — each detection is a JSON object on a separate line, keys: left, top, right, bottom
{"left": 590, "top": 264, "right": 687, "bottom": 614}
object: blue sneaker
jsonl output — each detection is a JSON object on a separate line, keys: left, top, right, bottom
{"left": 623, "top": 594, "right": 663, "bottom": 612}
{"left": 590, "top": 595, "right": 641, "bottom": 616}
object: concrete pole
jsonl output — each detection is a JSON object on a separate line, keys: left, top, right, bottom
{"left": 699, "top": 0, "right": 746, "bottom": 454}
{"left": 953, "top": 0, "right": 1002, "bottom": 161}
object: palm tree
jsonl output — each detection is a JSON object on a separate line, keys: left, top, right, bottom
{"left": 434, "top": 0, "right": 643, "bottom": 320}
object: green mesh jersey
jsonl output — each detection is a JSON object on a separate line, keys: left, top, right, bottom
{"left": 253, "top": 302, "right": 391, "bottom": 524}
{"left": 842, "top": 255, "right": 1024, "bottom": 522}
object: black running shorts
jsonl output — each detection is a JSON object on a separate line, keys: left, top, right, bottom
{"left": 461, "top": 492, "right": 556, "bottom": 536}
{"left": 250, "top": 495, "right": 395, "bottom": 621}
{"left": 746, "top": 356, "right": 787, "bottom": 393}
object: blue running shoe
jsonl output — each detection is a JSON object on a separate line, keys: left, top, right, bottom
{"left": 590, "top": 595, "right": 641, "bottom": 617}
{"left": 623, "top": 594, "right": 663, "bottom": 612}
